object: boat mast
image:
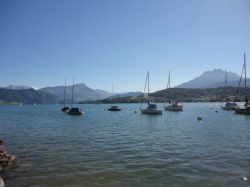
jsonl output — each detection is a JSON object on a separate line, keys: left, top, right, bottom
{"left": 112, "top": 83, "right": 113, "bottom": 96}
{"left": 168, "top": 71, "right": 171, "bottom": 89}
{"left": 71, "top": 76, "right": 74, "bottom": 108}
{"left": 140, "top": 71, "right": 149, "bottom": 110}
{"left": 164, "top": 71, "right": 171, "bottom": 106}
{"left": 63, "top": 78, "right": 66, "bottom": 107}
{"left": 112, "top": 83, "right": 114, "bottom": 104}
{"left": 225, "top": 69, "right": 227, "bottom": 88}
{"left": 244, "top": 53, "right": 248, "bottom": 106}
{"left": 244, "top": 53, "right": 246, "bottom": 91}
{"left": 235, "top": 54, "right": 246, "bottom": 102}
{"left": 148, "top": 71, "right": 150, "bottom": 102}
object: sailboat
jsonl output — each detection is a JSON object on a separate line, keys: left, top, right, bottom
{"left": 108, "top": 84, "right": 121, "bottom": 111}
{"left": 140, "top": 71, "right": 162, "bottom": 115}
{"left": 221, "top": 70, "right": 238, "bottom": 110}
{"left": 67, "top": 77, "right": 83, "bottom": 115}
{"left": 164, "top": 71, "right": 183, "bottom": 111}
{"left": 234, "top": 53, "right": 250, "bottom": 114}
{"left": 61, "top": 78, "right": 70, "bottom": 112}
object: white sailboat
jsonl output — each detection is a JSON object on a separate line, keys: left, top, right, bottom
{"left": 67, "top": 77, "right": 83, "bottom": 115}
{"left": 61, "top": 78, "right": 70, "bottom": 112}
{"left": 140, "top": 71, "right": 162, "bottom": 115}
{"left": 108, "top": 84, "right": 121, "bottom": 111}
{"left": 164, "top": 71, "right": 183, "bottom": 111}
{"left": 234, "top": 53, "right": 250, "bottom": 114}
{"left": 221, "top": 70, "right": 238, "bottom": 110}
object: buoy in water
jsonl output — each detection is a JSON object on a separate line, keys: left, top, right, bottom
{"left": 243, "top": 177, "right": 248, "bottom": 181}
{"left": 197, "top": 116, "right": 202, "bottom": 121}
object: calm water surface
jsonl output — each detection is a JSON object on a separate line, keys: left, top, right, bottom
{"left": 0, "top": 103, "right": 250, "bottom": 187}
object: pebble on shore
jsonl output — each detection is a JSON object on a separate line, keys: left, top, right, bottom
{"left": 0, "top": 177, "right": 4, "bottom": 187}
{"left": 0, "top": 140, "right": 15, "bottom": 187}
{"left": 0, "top": 140, "right": 16, "bottom": 171}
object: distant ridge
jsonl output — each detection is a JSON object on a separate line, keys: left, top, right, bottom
{"left": 40, "top": 83, "right": 112, "bottom": 101}
{"left": 3, "top": 85, "right": 30, "bottom": 90}
{"left": 90, "top": 87, "right": 250, "bottom": 104}
{"left": 109, "top": 92, "right": 142, "bottom": 98}
{"left": 176, "top": 69, "right": 243, "bottom": 88}
{"left": 0, "top": 88, "right": 58, "bottom": 104}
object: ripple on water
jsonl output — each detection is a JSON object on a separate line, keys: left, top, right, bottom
{"left": 0, "top": 103, "right": 250, "bottom": 187}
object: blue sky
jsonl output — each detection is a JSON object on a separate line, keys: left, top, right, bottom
{"left": 0, "top": 0, "right": 250, "bottom": 92}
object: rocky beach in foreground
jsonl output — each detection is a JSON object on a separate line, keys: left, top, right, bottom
{"left": 0, "top": 140, "right": 16, "bottom": 187}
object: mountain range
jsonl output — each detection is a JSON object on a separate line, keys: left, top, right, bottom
{"left": 4, "top": 85, "right": 31, "bottom": 90}
{"left": 176, "top": 69, "right": 245, "bottom": 88}
{"left": 39, "top": 84, "right": 112, "bottom": 101}
{"left": 0, "top": 88, "right": 58, "bottom": 104}
{"left": 109, "top": 92, "right": 142, "bottom": 98}
{"left": 0, "top": 69, "right": 249, "bottom": 104}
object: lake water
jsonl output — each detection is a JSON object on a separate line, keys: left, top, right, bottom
{"left": 0, "top": 103, "right": 250, "bottom": 187}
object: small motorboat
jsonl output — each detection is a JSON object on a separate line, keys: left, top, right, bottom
{"left": 61, "top": 106, "right": 70, "bottom": 112}
{"left": 108, "top": 105, "right": 121, "bottom": 111}
{"left": 197, "top": 115, "right": 202, "bottom": 120}
{"left": 67, "top": 107, "right": 83, "bottom": 115}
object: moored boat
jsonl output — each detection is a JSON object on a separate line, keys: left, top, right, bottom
{"left": 234, "top": 106, "right": 250, "bottom": 114}
{"left": 62, "top": 106, "right": 70, "bottom": 112}
{"left": 165, "top": 101, "right": 183, "bottom": 111}
{"left": 164, "top": 72, "right": 183, "bottom": 111}
{"left": 67, "top": 77, "right": 83, "bottom": 116}
{"left": 68, "top": 107, "right": 83, "bottom": 115}
{"left": 108, "top": 105, "right": 121, "bottom": 111}
{"left": 221, "top": 70, "right": 238, "bottom": 110}
{"left": 107, "top": 84, "right": 121, "bottom": 112}
{"left": 140, "top": 72, "right": 162, "bottom": 115}
{"left": 141, "top": 102, "right": 162, "bottom": 115}
{"left": 221, "top": 101, "right": 237, "bottom": 110}
{"left": 234, "top": 53, "right": 250, "bottom": 115}
{"left": 61, "top": 78, "right": 70, "bottom": 112}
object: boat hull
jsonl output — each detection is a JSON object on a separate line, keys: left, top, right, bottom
{"left": 107, "top": 105, "right": 121, "bottom": 111}
{"left": 108, "top": 108, "right": 121, "bottom": 111}
{"left": 67, "top": 111, "right": 83, "bottom": 115}
{"left": 221, "top": 106, "right": 235, "bottom": 110}
{"left": 67, "top": 108, "right": 83, "bottom": 115}
{"left": 141, "top": 109, "right": 162, "bottom": 115}
{"left": 164, "top": 105, "right": 183, "bottom": 111}
{"left": 234, "top": 108, "right": 250, "bottom": 115}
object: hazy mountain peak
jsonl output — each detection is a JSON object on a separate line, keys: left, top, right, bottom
{"left": 4, "top": 85, "right": 30, "bottom": 90}
{"left": 176, "top": 69, "right": 241, "bottom": 88}
{"left": 40, "top": 83, "right": 112, "bottom": 101}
